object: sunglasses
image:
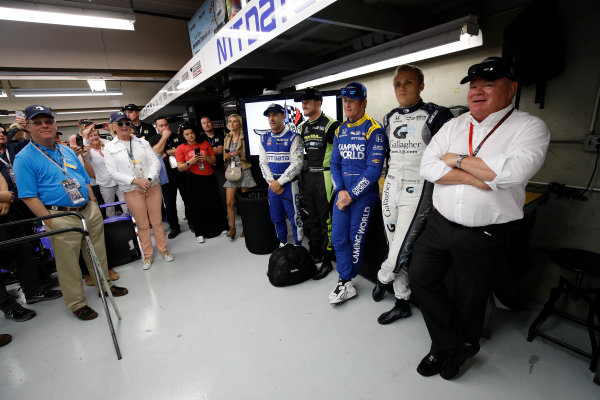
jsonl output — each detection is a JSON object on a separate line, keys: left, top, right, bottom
{"left": 467, "top": 63, "right": 511, "bottom": 77}
{"left": 340, "top": 88, "right": 358, "bottom": 96}
{"left": 116, "top": 121, "right": 131, "bottom": 127}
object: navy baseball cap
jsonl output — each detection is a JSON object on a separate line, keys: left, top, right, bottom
{"left": 460, "top": 57, "right": 517, "bottom": 84}
{"left": 121, "top": 104, "right": 141, "bottom": 111}
{"left": 340, "top": 82, "right": 367, "bottom": 100}
{"left": 263, "top": 103, "right": 285, "bottom": 116}
{"left": 24, "top": 105, "right": 54, "bottom": 120}
{"left": 110, "top": 111, "right": 129, "bottom": 123}
{"left": 294, "top": 88, "right": 322, "bottom": 102}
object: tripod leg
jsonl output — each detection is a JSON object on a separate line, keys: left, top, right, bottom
{"left": 86, "top": 236, "right": 122, "bottom": 360}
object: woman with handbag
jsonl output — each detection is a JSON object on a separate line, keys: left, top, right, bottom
{"left": 223, "top": 114, "right": 256, "bottom": 239}
{"left": 104, "top": 111, "right": 174, "bottom": 270}
{"left": 176, "top": 124, "right": 228, "bottom": 243}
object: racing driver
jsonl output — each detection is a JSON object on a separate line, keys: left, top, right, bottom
{"left": 329, "top": 82, "right": 386, "bottom": 305}
{"left": 373, "top": 64, "right": 454, "bottom": 323}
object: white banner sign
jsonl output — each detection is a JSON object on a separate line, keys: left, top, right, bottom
{"left": 141, "top": 0, "right": 338, "bottom": 120}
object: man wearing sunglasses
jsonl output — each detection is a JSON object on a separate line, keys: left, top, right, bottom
{"left": 329, "top": 82, "right": 386, "bottom": 305}
{"left": 409, "top": 57, "right": 550, "bottom": 379}
{"left": 14, "top": 105, "right": 129, "bottom": 321}
{"left": 372, "top": 65, "right": 454, "bottom": 325}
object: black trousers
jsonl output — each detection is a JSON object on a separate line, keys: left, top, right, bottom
{"left": 300, "top": 171, "right": 333, "bottom": 258}
{"left": 408, "top": 210, "right": 513, "bottom": 352}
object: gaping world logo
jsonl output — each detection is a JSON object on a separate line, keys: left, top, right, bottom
{"left": 254, "top": 105, "right": 304, "bottom": 136}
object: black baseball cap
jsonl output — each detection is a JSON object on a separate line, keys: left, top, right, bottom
{"left": 121, "top": 104, "right": 141, "bottom": 111}
{"left": 78, "top": 119, "right": 93, "bottom": 126}
{"left": 263, "top": 103, "right": 285, "bottom": 116}
{"left": 24, "top": 105, "right": 54, "bottom": 120}
{"left": 294, "top": 88, "right": 322, "bottom": 102}
{"left": 460, "top": 57, "right": 517, "bottom": 84}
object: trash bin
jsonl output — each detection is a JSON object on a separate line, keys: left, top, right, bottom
{"left": 237, "top": 189, "right": 279, "bottom": 255}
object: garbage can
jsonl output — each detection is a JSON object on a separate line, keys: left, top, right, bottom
{"left": 237, "top": 189, "right": 279, "bottom": 255}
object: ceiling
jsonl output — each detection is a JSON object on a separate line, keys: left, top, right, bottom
{"left": 0, "top": 0, "right": 532, "bottom": 128}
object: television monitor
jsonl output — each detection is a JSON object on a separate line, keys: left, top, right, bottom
{"left": 239, "top": 91, "right": 341, "bottom": 156}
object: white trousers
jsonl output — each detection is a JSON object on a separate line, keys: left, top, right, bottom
{"left": 99, "top": 185, "right": 128, "bottom": 217}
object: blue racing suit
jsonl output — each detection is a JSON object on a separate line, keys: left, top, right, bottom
{"left": 259, "top": 126, "right": 304, "bottom": 245}
{"left": 330, "top": 114, "right": 386, "bottom": 280}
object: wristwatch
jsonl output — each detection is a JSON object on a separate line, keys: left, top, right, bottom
{"left": 147, "top": 178, "right": 152, "bottom": 182}
{"left": 456, "top": 154, "right": 469, "bottom": 169}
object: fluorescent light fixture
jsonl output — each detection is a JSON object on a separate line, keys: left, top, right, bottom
{"left": 0, "top": 90, "right": 6, "bottom": 98}
{"left": 0, "top": 1, "right": 135, "bottom": 31}
{"left": 56, "top": 109, "right": 119, "bottom": 115}
{"left": 12, "top": 88, "right": 123, "bottom": 97}
{"left": 87, "top": 79, "right": 107, "bottom": 92}
{"left": 176, "top": 80, "right": 198, "bottom": 91}
{"left": 295, "top": 30, "right": 483, "bottom": 89}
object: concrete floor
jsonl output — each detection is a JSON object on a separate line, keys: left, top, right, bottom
{"left": 1, "top": 219, "right": 598, "bottom": 400}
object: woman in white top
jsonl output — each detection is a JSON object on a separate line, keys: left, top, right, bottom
{"left": 82, "top": 130, "right": 128, "bottom": 217}
{"left": 104, "top": 111, "right": 173, "bottom": 270}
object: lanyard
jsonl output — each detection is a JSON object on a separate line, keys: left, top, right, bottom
{"left": 0, "top": 149, "right": 11, "bottom": 169}
{"left": 468, "top": 108, "right": 514, "bottom": 156}
{"left": 31, "top": 141, "right": 70, "bottom": 176}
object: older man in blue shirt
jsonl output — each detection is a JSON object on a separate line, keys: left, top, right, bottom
{"left": 14, "top": 105, "right": 128, "bottom": 321}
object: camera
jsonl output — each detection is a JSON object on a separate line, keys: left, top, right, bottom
{"left": 75, "top": 135, "right": 83, "bottom": 148}
{"left": 94, "top": 123, "right": 104, "bottom": 130}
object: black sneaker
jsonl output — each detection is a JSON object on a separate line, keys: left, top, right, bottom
{"left": 3, "top": 302, "right": 37, "bottom": 322}
{"left": 440, "top": 342, "right": 480, "bottom": 380}
{"left": 377, "top": 299, "right": 412, "bottom": 324}
{"left": 372, "top": 279, "right": 391, "bottom": 302}
{"left": 25, "top": 289, "right": 62, "bottom": 305}
{"left": 168, "top": 227, "right": 181, "bottom": 239}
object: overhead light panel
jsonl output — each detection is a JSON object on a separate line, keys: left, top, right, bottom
{"left": 0, "top": 1, "right": 135, "bottom": 31}
{"left": 0, "top": 90, "right": 6, "bottom": 98}
{"left": 12, "top": 88, "right": 123, "bottom": 97}
{"left": 87, "top": 79, "right": 107, "bottom": 92}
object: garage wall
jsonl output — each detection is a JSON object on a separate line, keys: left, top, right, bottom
{"left": 321, "top": 2, "right": 600, "bottom": 310}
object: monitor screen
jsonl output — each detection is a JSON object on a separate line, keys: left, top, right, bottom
{"left": 240, "top": 92, "right": 341, "bottom": 156}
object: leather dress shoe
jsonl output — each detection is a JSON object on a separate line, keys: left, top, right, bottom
{"left": 372, "top": 279, "right": 391, "bottom": 302}
{"left": 440, "top": 342, "right": 480, "bottom": 380}
{"left": 168, "top": 227, "right": 181, "bottom": 239}
{"left": 100, "top": 285, "right": 129, "bottom": 297}
{"left": 313, "top": 259, "right": 333, "bottom": 280}
{"left": 377, "top": 299, "right": 412, "bottom": 325}
{"left": 73, "top": 305, "right": 98, "bottom": 321}
{"left": 417, "top": 351, "right": 448, "bottom": 377}
{"left": 0, "top": 333, "right": 13, "bottom": 347}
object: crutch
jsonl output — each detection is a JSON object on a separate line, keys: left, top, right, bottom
{"left": 0, "top": 211, "right": 123, "bottom": 359}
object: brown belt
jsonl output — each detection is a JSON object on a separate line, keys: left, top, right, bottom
{"left": 45, "top": 203, "right": 88, "bottom": 212}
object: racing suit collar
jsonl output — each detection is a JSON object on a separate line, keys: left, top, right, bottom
{"left": 394, "top": 98, "right": 425, "bottom": 114}
{"left": 347, "top": 113, "right": 368, "bottom": 127}
{"left": 308, "top": 111, "right": 324, "bottom": 124}
{"left": 270, "top": 125, "right": 290, "bottom": 137}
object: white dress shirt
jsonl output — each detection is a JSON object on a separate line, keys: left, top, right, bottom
{"left": 420, "top": 105, "right": 550, "bottom": 226}
{"left": 88, "top": 146, "right": 117, "bottom": 187}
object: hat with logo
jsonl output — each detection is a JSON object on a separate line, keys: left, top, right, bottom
{"left": 121, "top": 104, "right": 141, "bottom": 111}
{"left": 294, "top": 88, "right": 322, "bottom": 102}
{"left": 110, "top": 111, "right": 129, "bottom": 123}
{"left": 263, "top": 103, "right": 286, "bottom": 116}
{"left": 24, "top": 105, "right": 54, "bottom": 120}
{"left": 460, "top": 57, "right": 517, "bottom": 84}
{"left": 340, "top": 82, "right": 367, "bottom": 100}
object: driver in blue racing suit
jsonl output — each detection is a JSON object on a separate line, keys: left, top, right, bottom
{"left": 329, "top": 82, "right": 386, "bottom": 305}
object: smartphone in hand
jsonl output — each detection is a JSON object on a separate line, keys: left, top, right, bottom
{"left": 76, "top": 135, "right": 83, "bottom": 148}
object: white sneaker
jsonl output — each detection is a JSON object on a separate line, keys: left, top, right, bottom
{"left": 161, "top": 251, "right": 174, "bottom": 262}
{"left": 279, "top": 242, "right": 287, "bottom": 248}
{"left": 196, "top": 236, "right": 205, "bottom": 243}
{"left": 142, "top": 257, "right": 152, "bottom": 270}
{"left": 329, "top": 279, "right": 357, "bottom": 305}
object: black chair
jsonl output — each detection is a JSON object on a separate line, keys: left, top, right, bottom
{"left": 527, "top": 248, "right": 600, "bottom": 377}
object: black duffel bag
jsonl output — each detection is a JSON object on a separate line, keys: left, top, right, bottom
{"left": 267, "top": 244, "right": 316, "bottom": 287}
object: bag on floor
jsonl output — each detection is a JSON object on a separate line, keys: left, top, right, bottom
{"left": 267, "top": 244, "right": 316, "bottom": 287}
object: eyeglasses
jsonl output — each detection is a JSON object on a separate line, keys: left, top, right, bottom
{"left": 467, "top": 63, "right": 511, "bottom": 78}
{"left": 116, "top": 121, "right": 131, "bottom": 127}
{"left": 29, "top": 119, "right": 55, "bottom": 126}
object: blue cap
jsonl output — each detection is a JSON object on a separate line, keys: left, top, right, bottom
{"left": 24, "top": 105, "right": 54, "bottom": 120}
{"left": 340, "top": 82, "right": 367, "bottom": 100}
{"left": 263, "top": 103, "right": 285, "bottom": 116}
{"left": 110, "top": 111, "right": 128, "bottom": 123}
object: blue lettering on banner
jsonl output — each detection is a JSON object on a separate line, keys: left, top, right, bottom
{"left": 217, "top": 0, "right": 318, "bottom": 65}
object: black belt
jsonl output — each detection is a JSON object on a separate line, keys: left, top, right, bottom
{"left": 436, "top": 210, "right": 519, "bottom": 232}
{"left": 46, "top": 203, "right": 88, "bottom": 212}
{"left": 304, "top": 167, "right": 330, "bottom": 173}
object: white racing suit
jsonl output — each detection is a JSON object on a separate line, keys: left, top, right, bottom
{"left": 379, "top": 100, "right": 454, "bottom": 299}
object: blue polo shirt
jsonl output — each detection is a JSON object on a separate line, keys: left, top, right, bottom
{"left": 14, "top": 141, "right": 91, "bottom": 207}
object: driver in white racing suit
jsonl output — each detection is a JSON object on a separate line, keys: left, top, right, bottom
{"left": 373, "top": 65, "right": 454, "bottom": 324}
